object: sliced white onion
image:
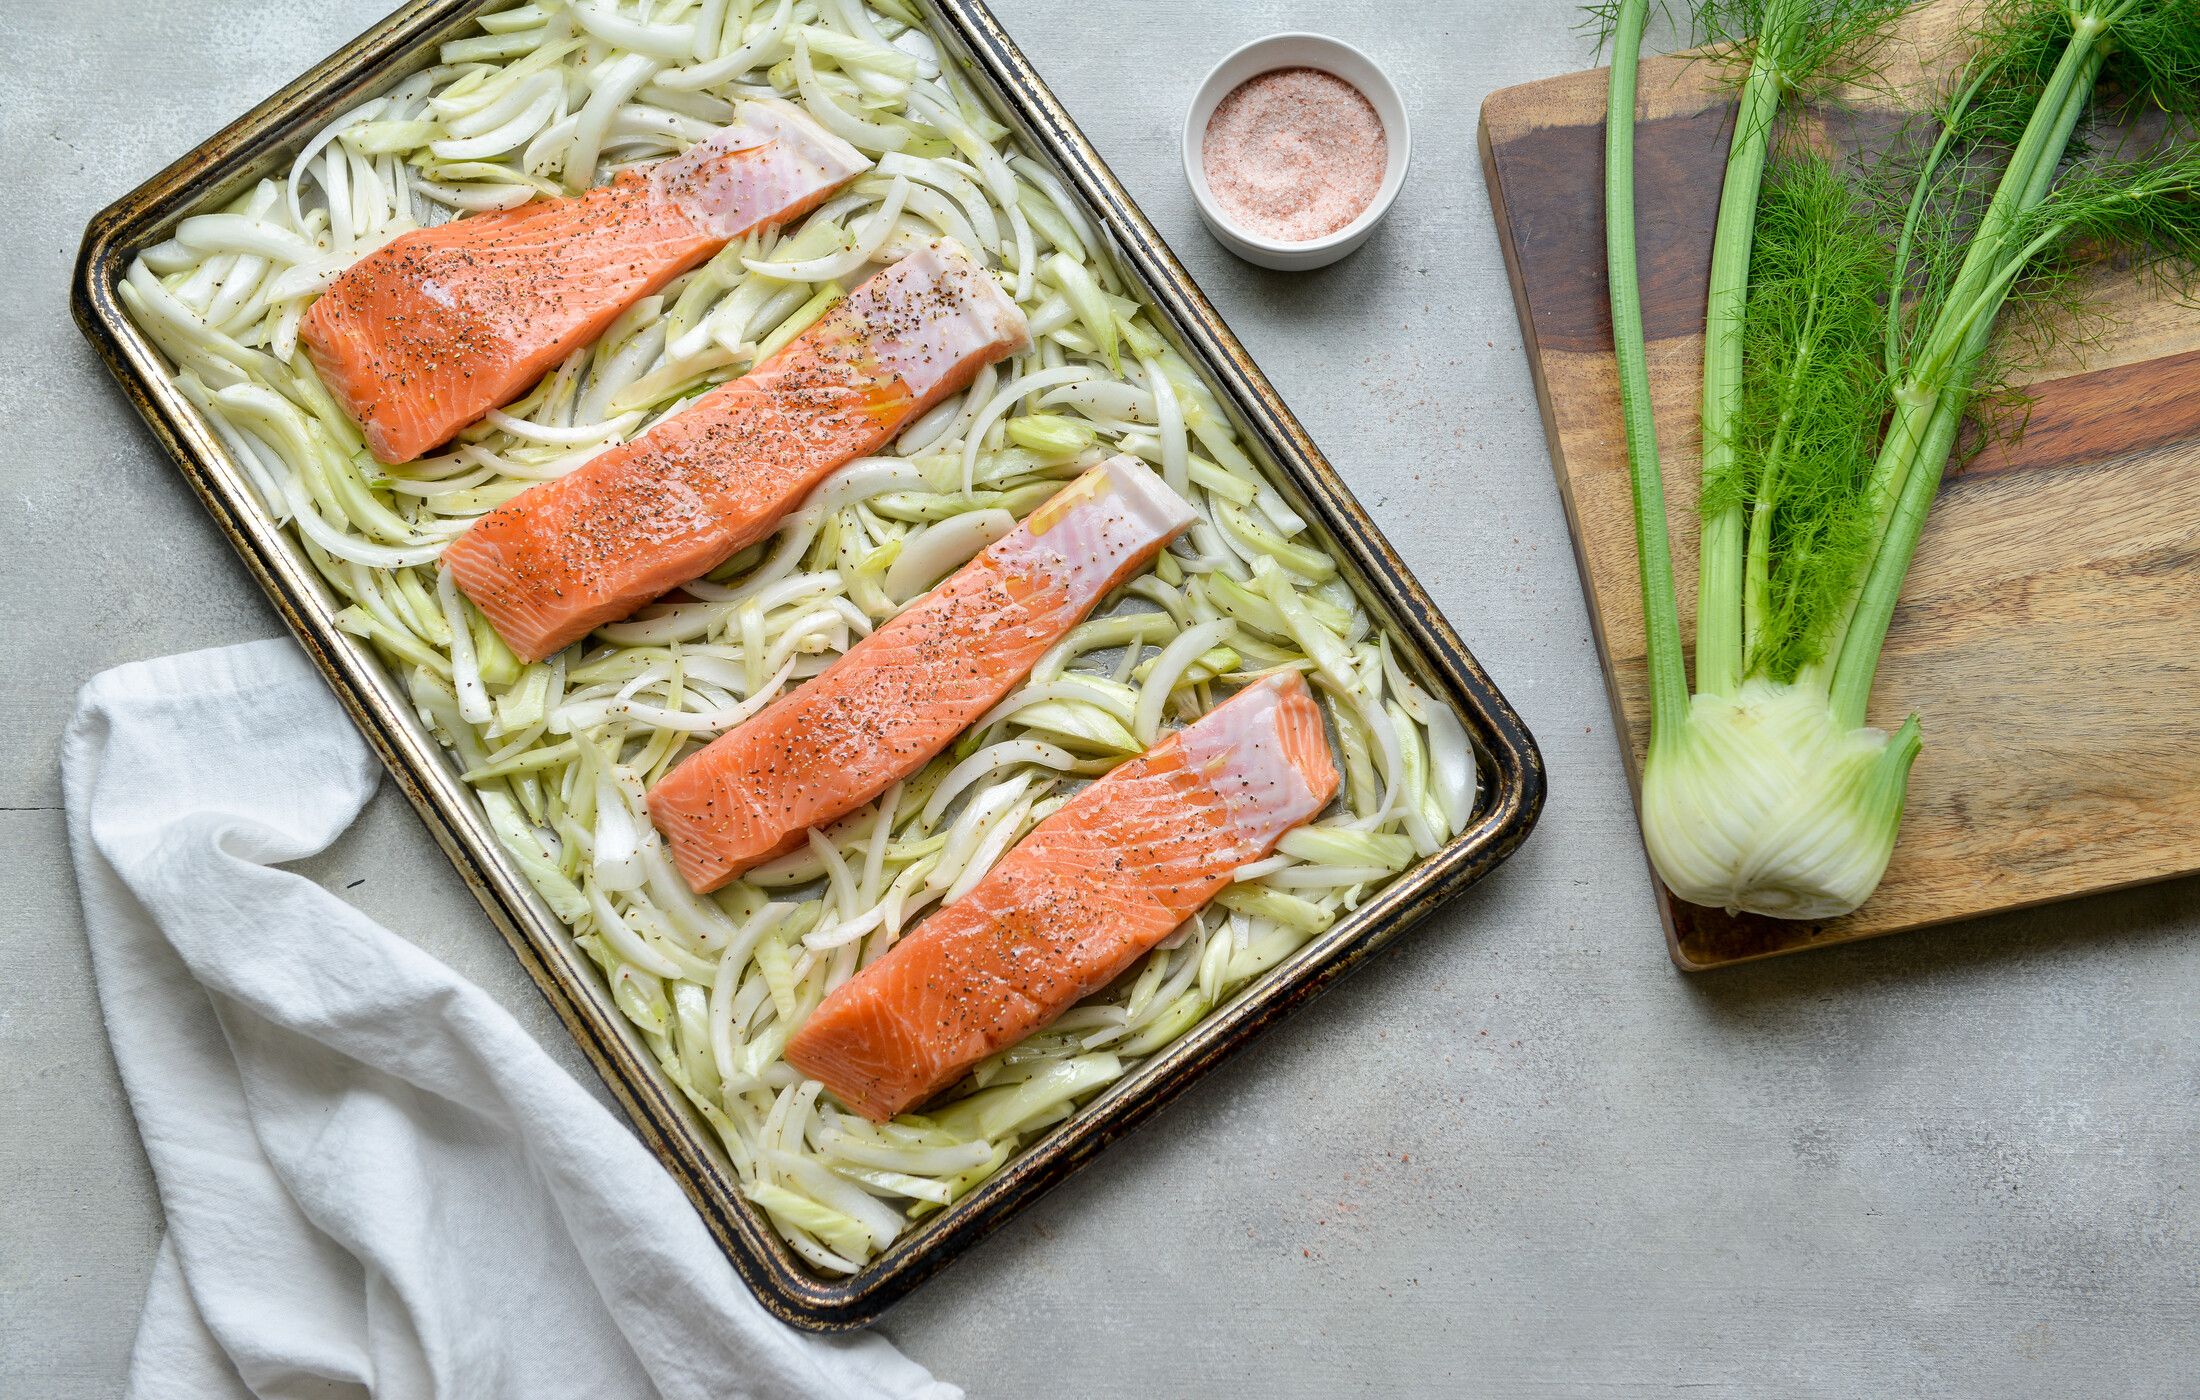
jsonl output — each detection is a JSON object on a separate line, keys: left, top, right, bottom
{"left": 959, "top": 365, "right": 1096, "bottom": 494}
{"left": 436, "top": 567, "right": 493, "bottom": 725}
{"left": 431, "top": 78, "right": 561, "bottom": 161}
{"left": 1142, "top": 357, "right": 1189, "bottom": 499}
{"left": 174, "top": 213, "right": 319, "bottom": 264}
{"left": 565, "top": 53, "right": 661, "bottom": 188}
{"left": 791, "top": 32, "right": 908, "bottom": 154}
{"left": 588, "top": 886, "right": 685, "bottom": 979}
{"left": 883, "top": 508, "right": 1013, "bottom": 602}
{"left": 921, "top": 739, "right": 1077, "bottom": 829}
{"left": 656, "top": 0, "right": 794, "bottom": 90}
{"left": 483, "top": 407, "right": 641, "bottom": 444}
{"left": 1131, "top": 618, "right": 1232, "bottom": 745}
{"left": 741, "top": 175, "right": 908, "bottom": 282}
{"left": 574, "top": 1, "right": 696, "bottom": 60}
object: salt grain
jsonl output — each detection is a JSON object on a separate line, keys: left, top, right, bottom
{"left": 1201, "top": 67, "right": 1386, "bottom": 244}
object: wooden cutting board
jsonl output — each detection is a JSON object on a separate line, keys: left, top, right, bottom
{"left": 1477, "top": 0, "right": 2200, "bottom": 969}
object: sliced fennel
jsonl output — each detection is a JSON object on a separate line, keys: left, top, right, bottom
{"left": 124, "top": 0, "right": 1483, "bottom": 1273}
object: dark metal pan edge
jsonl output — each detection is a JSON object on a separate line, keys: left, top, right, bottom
{"left": 73, "top": 0, "right": 1544, "bottom": 1330}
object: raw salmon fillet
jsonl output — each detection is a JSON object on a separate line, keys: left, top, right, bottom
{"left": 301, "top": 98, "right": 866, "bottom": 464}
{"left": 786, "top": 671, "right": 1338, "bottom": 1122}
{"left": 648, "top": 453, "right": 1197, "bottom": 892}
{"left": 442, "top": 238, "right": 1029, "bottom": 661}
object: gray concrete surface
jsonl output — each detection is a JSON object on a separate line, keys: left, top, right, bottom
{"left": 4, "top": 2, "right": 2195, "bottom": 1396}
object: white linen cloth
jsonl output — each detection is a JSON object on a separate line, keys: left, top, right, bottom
{"left": 63, "top": 639, "right": 957, "bottom": 1400}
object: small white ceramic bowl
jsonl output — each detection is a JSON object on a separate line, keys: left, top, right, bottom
{"left": 1181, "top": 33, "right": 1411, "bottom": 271}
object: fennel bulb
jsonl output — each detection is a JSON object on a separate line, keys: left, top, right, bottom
{"left": 1639, "top": 681, "right": 1919, "bottom": 919}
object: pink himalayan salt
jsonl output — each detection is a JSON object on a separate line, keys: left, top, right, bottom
{"left": 1201, "top": 67, "right": 1387, "bottom": 244}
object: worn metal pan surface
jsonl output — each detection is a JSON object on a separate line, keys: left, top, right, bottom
{"left": 74, "top": 0, "right": 1543, "bottom": 1329}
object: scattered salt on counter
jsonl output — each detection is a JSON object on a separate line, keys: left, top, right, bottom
{"left": 1201, "top": 67, "right": 1387, "bottom": 244}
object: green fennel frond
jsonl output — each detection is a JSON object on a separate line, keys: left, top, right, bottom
{"left": 2019, "top": 143, "right": 2200, "bottom": 278}
{"left": 1580, "top": 0, "right": 1914, "bottom": 88}
{"left": 1874, "top": 0, "right": 2196, "bottom": 375}
{"left": 1691, "top": 0, "right": 1914, "bottom": 95}
{"left": 2086, "top": 0, "right": 2200, "bottom": 114}
{"left": 1688, "top": 0, "right": 1918, "bottom": 698}
{"left": 1704, "top": 153, "right": 1895, "bottom": 683}
{"left": 1826, "top": 0, "right": 2200, "bottom": 724}
{"left": 1952, "top": 0, "right": 2200, "bottom": 140}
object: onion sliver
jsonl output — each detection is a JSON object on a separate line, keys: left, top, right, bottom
{"left": 920, "top": 739, "right": 1078, "bottom": 829}
{"left": 884, "top": 508, "right": 1014, "bottom": 602}
{"left": 1131, "top": 618, "right": 1233, "bottom": 745}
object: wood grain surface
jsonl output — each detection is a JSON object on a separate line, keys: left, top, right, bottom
{"left": 1478, "top": 0, "right": 2200, "bottom": 968}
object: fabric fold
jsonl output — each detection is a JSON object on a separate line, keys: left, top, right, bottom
{"left": 64, "top": 638, "right": 952, "bottom": 1400}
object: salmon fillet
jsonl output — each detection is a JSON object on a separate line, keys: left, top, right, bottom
{"left": 785, "top": 671, "right": 1338, "bottom": 1122}
{"left": 442, "top": 238, "right": 1030, "bottom": 661}
{"left": 648, "top": 453, "right": 1197, "bottom": 892}
{"left": 301, "top": 98, "right": 866, "bottom": 464}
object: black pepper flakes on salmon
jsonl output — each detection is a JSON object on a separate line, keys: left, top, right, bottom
{"left": 647, "top": 454, "right": 1195, "bottom": 894}
{"left": 443, "top": 239, "right": 1028, "bottom": 661}
{"left": 301, "top": 99, "right": 865, "bottom": 465}
{"left": 784, "top": 672, "right": 1337, "bottom": 1122}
